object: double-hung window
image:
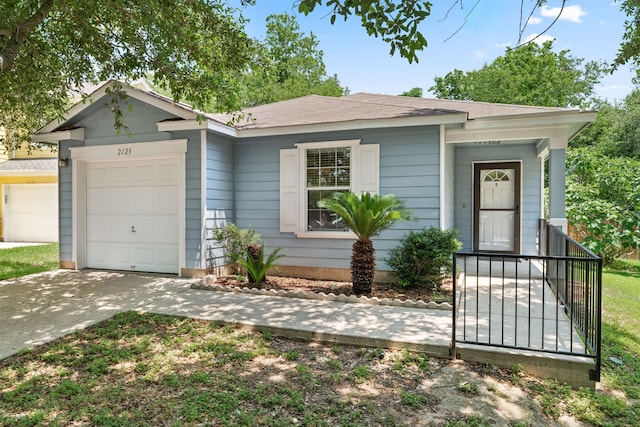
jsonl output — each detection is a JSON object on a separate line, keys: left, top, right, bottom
{"left": 280, "top": 139, "right": 379, "bottom": 238}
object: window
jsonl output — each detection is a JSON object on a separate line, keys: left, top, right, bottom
{"left": 306, "top": 146, "right": 350, "bottom": 231}
{"left": 280, "top": 140, "right": 379, "bottom": 237}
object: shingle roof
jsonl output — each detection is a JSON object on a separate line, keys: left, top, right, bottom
{"left": 209, "top": 92, "right": 574, "bottom": 130}
{"left": 0, "top": 159, "right": 57, "bottom": 172}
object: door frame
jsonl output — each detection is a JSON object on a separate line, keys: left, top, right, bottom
{"left": 69, "top": 139, "right": 187, "bottom": 272}
{"left": 473, "top": 161, "right": 522, "bottom": 253}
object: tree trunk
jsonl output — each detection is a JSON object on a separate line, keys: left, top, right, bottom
{"left": 351, "top": 239, "right": 375, "bottom": 295}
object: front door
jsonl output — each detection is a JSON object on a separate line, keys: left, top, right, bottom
{"left": 473, "top": 162, "right": 521, "bottom": 252}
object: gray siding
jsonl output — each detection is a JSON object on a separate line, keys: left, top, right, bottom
{"left": 56, "top": 100, "right": 203, "bottom": 270}
{"left": 234, "top": 126, "right": 441, "bottom": 271}
{"left": 58, "top": 140, "right": 84, "bottom": 262}
{"left": 205, "top": 134, "right": 236, "bottom": 271}
{"left": 454, "top": 143, "right": 542, "bottom": 254}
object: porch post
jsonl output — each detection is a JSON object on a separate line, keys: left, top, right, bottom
{"left": 548, "top": 136, "right": 568, "bottom": 231}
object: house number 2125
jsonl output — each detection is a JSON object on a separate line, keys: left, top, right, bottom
{"left": 117, "top": 147, "right": 132, "bottom": 156}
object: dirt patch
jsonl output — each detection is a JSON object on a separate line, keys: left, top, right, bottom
{"left": 214, "top": 275, "right": 453, "bottom": 304}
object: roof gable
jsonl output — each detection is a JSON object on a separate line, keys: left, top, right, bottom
{"left": 37, "top": 80, "right": 199, "bottom": 134}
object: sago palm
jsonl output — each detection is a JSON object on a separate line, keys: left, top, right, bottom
{"left": 317, "top": 192, "right": 413, "bottom": 295}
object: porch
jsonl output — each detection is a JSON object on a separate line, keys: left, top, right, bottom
{"left": 452, "top": 220, "right": 602, "bottom": 386}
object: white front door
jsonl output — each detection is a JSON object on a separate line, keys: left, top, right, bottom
{"left": 474, "top": 162, "right": 521, "bottom": 252}
{"left": 3, "top": 184, "right": 58, "bottom": 242}
{"left": 85, "top": 158, "right": 180, "bottom": 273}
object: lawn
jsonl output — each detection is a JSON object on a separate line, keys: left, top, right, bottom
{"left": 0, "top": 253, "right": 638, "bottom": 425}
{"left": 0, "top": 244, "right": 59, "bottom": 280}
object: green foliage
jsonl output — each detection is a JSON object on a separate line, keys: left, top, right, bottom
{"left": 236, "top": 244, "right": 284, "bottom": 284}
{"left": 240, "top": 13, "right": 347, "bottom": 107}
{"left": 613, "top": 0, "right": 640, "bottom": 71}
{"left": 386, "top": 227, "right": 461, "bottom": 288}
{"left": 317, "top": 191, "right": 413, "bottom": 294}
{"left": 571, "top": 90, "right": 640, "bottom": 158}
{"left": 566, "top": 149, "right": 640, "bottom": 264}
{"left": 212, "top": 223, "right": 260, "bottom": 274}
{"left": 430, "top": 40, "right": 603, "bottom": 108}
{"left": 317, "top": 192, "right": 413, "bottom": 241}
{"left": 0, "top": 0, "right": 254, "bottom": 152}
{"left": 297, "top": 0, "right": 431, "bottom": 64}
{"left": 399, "top": 87, "right": 423, "bottom": 97}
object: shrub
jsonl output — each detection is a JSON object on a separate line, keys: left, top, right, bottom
{"left": 236, "top": 244, "right": 284, "bottom": 284}
{"left": 212, "top": 223, "right": 260, "bottom": 273}
{"left": 386, "top": 227, "right": 461, "bottom": 288}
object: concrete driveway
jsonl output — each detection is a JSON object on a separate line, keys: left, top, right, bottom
{"left": 0, "top": 269, "right": 197, "bottom": 360}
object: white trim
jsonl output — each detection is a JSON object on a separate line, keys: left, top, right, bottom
{"left": 294, "top": 139, "right": 361, "bottom": 149}
{"left": 463, "top": 111, "right": 596, "bottom": 131}
{"left": 32, "top": 128, "right": 84, "bottom": 143}
{"left": 38, "top": 81, "right": 198, "bottom": 134}
{"left": 70, "top": 139, "right": 187, "bottom": 161}
{"left": 200, "top": 129, "right": 208, "bottom": 270}
{"left": 439, "top": 124, "right": 445, "bottom": 229}
{"left": 446, "top": 125, "right": 568, "bottom": 144}
{"left": 295, "top": 231, "right": 358, "bottom": 239}
{"left": 471, "top": 160, "right": 523, "bottom": 254}
{"left": 71, "top": 139, "right": 187, "bottom": 274}
{"left": 0, "top": 170, "right": 57, "bottom": 177}
{"left": 235, "top": 114, "right": 468, "bottom": 139}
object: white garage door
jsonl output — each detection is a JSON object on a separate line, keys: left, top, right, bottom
{"left": 4, "top": 184, "right": 58, "bottom": 243}
{"left": 86, "top": 158, "right": 179, "bottom": 274}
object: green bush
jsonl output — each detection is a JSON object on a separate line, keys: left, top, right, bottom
{"left": 386, "top": 227, "right": 461, "bottom": 288}
{"left": 212, "top": 223, "right": 260, "bottom": 273}
{"left": 236, "top": 244, "right": 284, "bottom": 284}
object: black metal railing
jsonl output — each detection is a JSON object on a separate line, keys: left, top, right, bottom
{"left": 452, "top": 221, "right": 602, "bottom": 381}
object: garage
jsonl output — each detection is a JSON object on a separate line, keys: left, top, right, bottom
{"left": 85, "top": 157, "right": 180, "bottom": 274}
{"left": 3, "top": 183, "right": 58, "bottom": 242}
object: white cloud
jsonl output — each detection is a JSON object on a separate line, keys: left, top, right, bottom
{"left": 527, "top": 16, "right": 542, "bottom": 25}
{"left": 540, "top": 5, "right": 587, "bottom": 23}
{"left": 522, "top": 33, "right": 556, "bottom": 46}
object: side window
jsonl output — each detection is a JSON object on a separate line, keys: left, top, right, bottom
{"left": 280, "top": 140, "right": 379, "bottom": 237}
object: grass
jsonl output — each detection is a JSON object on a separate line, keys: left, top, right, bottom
{"left": 0, "top": 312, "right": 449, "bottom": 426}
{"left": 526, "top": 258, "right": 640, "bottom": 426}
{"left": 0, "top": 243, "right": 59, "bottom": 280}
{"left": 1, "top": 246, "right": 639, "bottom": 425}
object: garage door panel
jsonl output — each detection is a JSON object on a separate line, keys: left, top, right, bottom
{"left": 86, "top": 158, "right": 180, "bottom": 274}
{"left": 4, "top": 184, "right": 58, "bottom": 243}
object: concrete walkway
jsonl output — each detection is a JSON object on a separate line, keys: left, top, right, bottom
{"left": 0, "top": 269, "right": 452, "bottom": 361}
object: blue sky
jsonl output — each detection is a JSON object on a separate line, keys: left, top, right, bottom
{"left": 232, "top": 1, "right": 635, "bottom": 103}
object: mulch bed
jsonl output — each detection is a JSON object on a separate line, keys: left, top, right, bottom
{"left": 214, "top": 275, "right": 453, "bottom": 304}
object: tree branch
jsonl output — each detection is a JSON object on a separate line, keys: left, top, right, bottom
{"left": 0, "top": 0, "right": 56, "bottom": 72}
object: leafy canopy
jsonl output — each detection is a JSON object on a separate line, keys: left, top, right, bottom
{"left": 317, "top": 192, "right": 413, "bottom": 241}
{"left": 0, "top": 0, "right": 431, "bottom": 152}
{"left": 566, "top": 149, "right": 640, "bottom": 264}
{"left": 430, "top": 41, "right": 603, "bottom": 108}
{"left": 239, "top": 13, "right": 347, "bottom": 107}
{"left": 0, "top": 0, "right": 253, "bottom": 152}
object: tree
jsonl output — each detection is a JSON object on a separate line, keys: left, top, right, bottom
{"left": 0, "top": 0, "right": 254, "bottom": 152}
{"left": 317, "top": 192, "right": 413, "bottom": 295}
{"left": 430, "top": 41, "right": 603, "bottom": 108}
{"left": 613, "top": 0, "right": 640, "bottom": 70}
{"left": 0, "top": 0, "right": 432, "bottom": 152}
{"left": 566, "top": 149, "right": 640, "bottom": 265}
{"left": 240, "top": 13, "right": 346, "bottom": 107}
{"left": 400, "top": 87, "right": 423, "bottom": 97}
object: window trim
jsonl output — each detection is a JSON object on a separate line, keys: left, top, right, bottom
{"left": 279, "top": 139, "right": 379, "bottom": 239}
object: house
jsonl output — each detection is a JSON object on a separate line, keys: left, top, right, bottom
{"left": 33, "top": 81, "right": 595, "bottom": 278}
{"left": 0, "top": 142, "right": 58, "bottom": 243}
